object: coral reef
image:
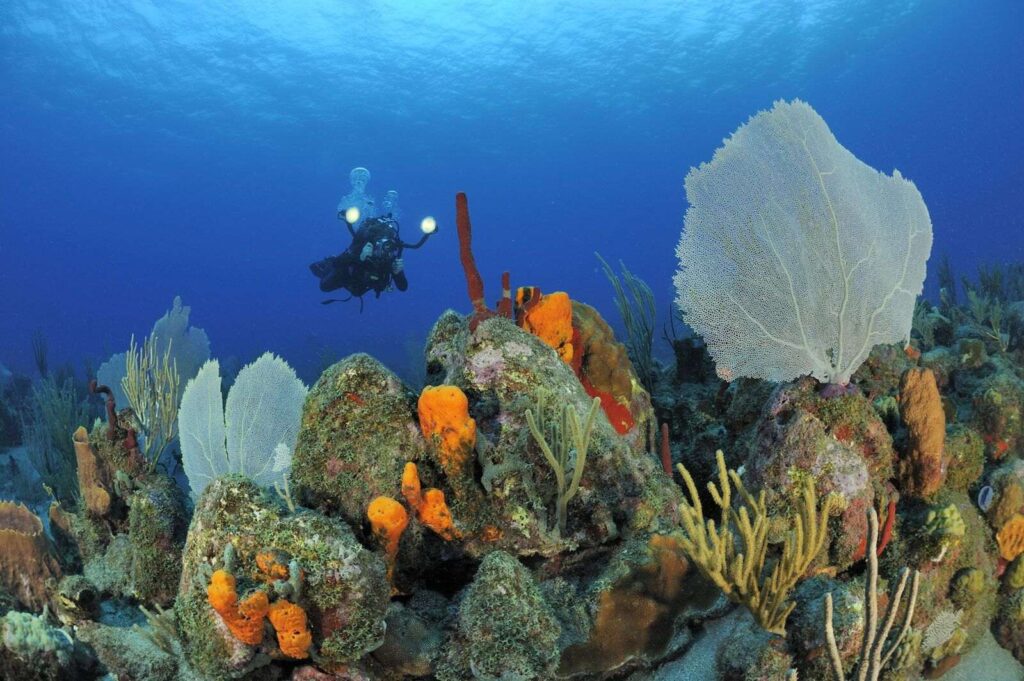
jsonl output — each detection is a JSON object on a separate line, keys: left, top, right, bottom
{"left": 176, "top": 476, "right": 389, "bottom": 677}
{"left": 1, "top": 189, "right": 1022, "bottom": 681}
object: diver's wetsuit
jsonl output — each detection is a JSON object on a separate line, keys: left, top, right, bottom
{"left": 310, "top": 217, "right": 409, "bottom": 298}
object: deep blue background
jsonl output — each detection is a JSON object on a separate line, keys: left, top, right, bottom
{"left": 2, "top": 1, "right": 1021, "bottom": 384}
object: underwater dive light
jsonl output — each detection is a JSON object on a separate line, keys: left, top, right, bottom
{"left": 345, "top": 206, "right": 361, "bottom": 224}
{"left": 420, "top": 216, "right": 437, "bottom": 234}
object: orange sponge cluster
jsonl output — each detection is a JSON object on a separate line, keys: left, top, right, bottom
{"left": 268, "top": 599, "right": 313, "bottom": 659}
{"left": 418, "top": 386, "right": 477, "bottom": 475}
{"left": 207, "top": 569, "right": 270, "bottom": 646}
{"left": 207, "top": 560, "right": 312, "bottom": 659}
{"left": 402, "top": 462, "right": 460, "bottom": 541}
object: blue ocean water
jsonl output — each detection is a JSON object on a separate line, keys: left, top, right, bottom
{"left": 1, "top": 0, "right": 1021, "bottom": 383}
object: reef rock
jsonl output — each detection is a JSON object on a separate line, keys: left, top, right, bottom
{"left": 176, "top": 476, "right": 390, "bottom": 679}
{"left": 746, "top": 379, "right": 896, "bottom": 570}
{"left": 291, "top": 353, "right": 427, "bottom": 530}
{"left": 422, "top": 311, "right": 682, "bottom": 558}
{"left": 436, "top": 551, "right": 560, "bottom": 680}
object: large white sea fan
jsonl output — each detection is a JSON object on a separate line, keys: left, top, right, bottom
{"left": 674, "top": 99, "right": 932, "bottom": 385}
{"left": 179, "top": 352, "right": 308, "bottom": 498}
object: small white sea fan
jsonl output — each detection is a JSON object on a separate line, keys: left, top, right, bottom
{"left": 180, "top": 352, "right": 308, "bottom": 498}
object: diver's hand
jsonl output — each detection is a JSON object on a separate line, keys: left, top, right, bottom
{"left": 360, "top": 243, "right": 373, "bottom": 262}
{"left": 392, "top": 258, "right": 404, "bottom": 274}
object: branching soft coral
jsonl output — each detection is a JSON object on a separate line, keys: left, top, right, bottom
{"left": 675, "top": 449, "right": 837, "bottom": 634}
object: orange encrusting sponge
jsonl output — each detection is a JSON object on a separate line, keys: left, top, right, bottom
{"left": 207, "top": 569, "right": 270, "bottom": 646}
{"left": 254, "top": 550, "right": 290, "bottom": 582}
{"left": 997, "top": 513, "right": 1024, "bottom": 561}
{"left": 267, "top": 599, "right": 313, "bottom": 659}
{"left": 417, "top": 385, "right": 477, "bottom": 475}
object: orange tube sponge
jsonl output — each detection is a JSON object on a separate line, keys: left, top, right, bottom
{"left": 519, "top": 290, "right": 575, "bottom": 365}
{"left": 898, "top": 368, "right": 946, "bottom": 498}
{"left": 418, "top": 385, "right": 477, "bottom": 475}
{"left": 367, "top": 496, "right": 409, "bottom": 580}
{"left": 268, "top": 599, "right": 313, "bottom": 659}
{"left": 997, "top": 513, "right": 1024, "bottom": 561}
{"left": 400, "top": 463, "right": 460, "bottom": 541}
{"left": 419, "top": 488, "right": 460, "bottom": 541}
{"left": 207, "top": 569, "right": 269, "bottom": 645}
{"left": 402, "top": 461, "right": 424, "bottom": 510}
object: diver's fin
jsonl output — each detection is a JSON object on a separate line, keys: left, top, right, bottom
{"left": 320, "top": 295, "right": 366, "bottom": 313}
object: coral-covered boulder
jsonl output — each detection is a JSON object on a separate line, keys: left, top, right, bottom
{"left": 746, "top": 379, "right": 895, "bottom": 570}
{"left": 851, "top": 343, "right": 915, "bottom": 400}
{"left": 127, "top": 477, "right": 186, "bottom": 606}
{"left": 970, "top": 370, "right": 1024, "bottom": 461}
{"left": 291, "top": 354, "right": 427, "bottom": 530}
{"left": 994, "top": 590, "right": 1024, "bottom": 664}
{"left": 436, "top": 551, "right": 560, "bottom": 680}
{"left": 176, "top": 476, "right": 390, "bottom": 679}
{"left": 423, "top": 311, "right": 682, "bottom": 558}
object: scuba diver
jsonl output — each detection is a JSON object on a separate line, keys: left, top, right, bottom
{"left": 309, "top": 167, "right": 437, "bottom": 308}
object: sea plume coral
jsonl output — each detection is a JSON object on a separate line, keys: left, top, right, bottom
{"left": 674, "top": 99, "right": 932, "bottom": 385}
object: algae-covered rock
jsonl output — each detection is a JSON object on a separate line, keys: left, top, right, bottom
{"left": 994, "top": 589, "right": 1024, "bottom": 664}
{"left": 944, "top": 425, "right": 986, "bottom": 493}
{"left": 76, "top": 620, "right": 178, "bottom": 681}
{"left": 291, "top": 353, "right": 426, "bottom": 530}
{"left": 84, "top": 533, "right": 133, "bottom": 597}
{"left": 0, "top": 609, "right": 91, "bottom": 680}
{"left": 438, "top": 551, "right": 560, "bottom": 681}
{"left": 177, "top": 476, "right": 390, "bottom": 679}
{"left": 746, "top": 380, "right": 894, "bottom": 570}
{"left": 556, "top": 532, "right": 718, "bottom": 677}
{"left": 128, "top": 477, "right": 186, "bottom": 606}
{"left": 423, "top": 312, "right": 682, "bottom": 558}
{"left": 372, "top": 593, "right": 446, "bottom": 677}
{"left": 717, "top": 610, "right": 794, "bottom": 680}
{"left": 788, "top": 576, "right": 862, "bottom": 681}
